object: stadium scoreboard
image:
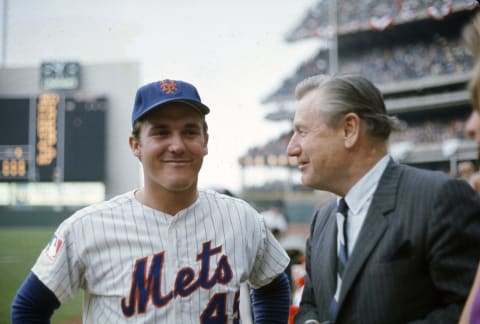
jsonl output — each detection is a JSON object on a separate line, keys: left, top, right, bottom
{"left": 0, "top": 94, "right": 107, "bottom": 182}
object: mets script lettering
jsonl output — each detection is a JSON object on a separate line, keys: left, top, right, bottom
{"left": 121, "top": 241, "right": 233, "bottom": 317}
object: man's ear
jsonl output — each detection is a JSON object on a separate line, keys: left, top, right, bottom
{"left": 203, "top": 133, "right": 209, "bottom": 156}
{"left": 343, "top": 113, "right": 361, "bottom": 149}
{"left": 129, "top": 136, "right": 142, "bottom": 160}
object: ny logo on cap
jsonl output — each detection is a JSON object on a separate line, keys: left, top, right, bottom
{"left": 160, "top": 80, "right": 177, "bottom": 94}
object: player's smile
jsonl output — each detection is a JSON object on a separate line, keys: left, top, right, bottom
{"left": 161, "top": 159, "right": 195, "bottom": 170}
{"left": 163, "top": 159, "right": 193, "bottom": 164}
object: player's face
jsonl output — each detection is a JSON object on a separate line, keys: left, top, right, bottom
{"left": 130, "top": 103, "right": 208, "bottom": 193}
{"left": 287, "top": 90, "right": 346, "bottom": 191}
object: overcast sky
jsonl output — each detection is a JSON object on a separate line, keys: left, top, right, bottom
{"left": 1, "top": 0, "right": 319, "bottom": 193}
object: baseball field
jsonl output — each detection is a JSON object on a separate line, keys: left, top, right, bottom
{"left": 0, "top": 227, "right": 82, "bottom": 323}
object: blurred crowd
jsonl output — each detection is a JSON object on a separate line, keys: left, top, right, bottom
{"left": 389, "top": 118, "right": 466, "bottom": 143}
{"left": 287, "top": 0, "right": 476, "bottom": 41}
{"left": 269, "top": 34, "right": 473, "bottom": 100}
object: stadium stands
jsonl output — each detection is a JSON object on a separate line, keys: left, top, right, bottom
{"left": 285, "top": 0, "right": 477, "bottom": 42}
{"left": 265, "top": 35, "right": 473, "bottom": 102}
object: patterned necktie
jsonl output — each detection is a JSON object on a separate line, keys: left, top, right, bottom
{"left": 329, "top": 198, "right": 349, "bottom": 317}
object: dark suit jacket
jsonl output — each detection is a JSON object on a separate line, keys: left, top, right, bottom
{"left": 295, "top": 159, "right": 480, "bottom": 324}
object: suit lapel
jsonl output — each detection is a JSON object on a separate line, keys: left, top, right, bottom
{"left": 337, "top": 160, "right": 401, "bottom": 309}
{"left": 325, "top": 206, "right": 340, "bottom": 298}
{"left": 313, "top": 201, "right": 339, "bottom": 303}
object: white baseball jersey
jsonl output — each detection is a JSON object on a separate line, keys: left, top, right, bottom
{"left": 32, "top": 189, "right": 290, "bottom": 323}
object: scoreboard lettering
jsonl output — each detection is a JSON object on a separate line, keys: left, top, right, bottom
{"left": 0, "top": 95, "right": 107, "bottom": 182}
{"left": 35, "top": 93, "right": 59, "bottom": 181}
{"left": 2, "top": 156, "right": 27, "bottom": 177}
{"left": 36, "top": 94, "right": 58, "bottom": 166}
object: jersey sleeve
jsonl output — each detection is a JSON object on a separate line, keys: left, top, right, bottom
{"left": 247, "top": 211, "right": 290, "bottom": 289}
{"left": 31, "top": 217, "right": 84, "bottom": 304}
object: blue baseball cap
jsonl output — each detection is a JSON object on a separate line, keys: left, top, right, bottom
{"left": 132, "top": 79, "right": 210, "bottom": 126}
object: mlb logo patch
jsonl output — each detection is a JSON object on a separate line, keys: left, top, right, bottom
{"left": 45, "top": 234, "right": 63, "bottom": 260}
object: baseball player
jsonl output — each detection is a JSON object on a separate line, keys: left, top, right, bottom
{"left": 11, "top": 79, "right": 291, "bottom": 323}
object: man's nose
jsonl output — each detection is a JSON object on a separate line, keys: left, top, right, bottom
{"left": 287, "top": 133, "right": 300, "bottom": 156}
{"left": 168, "top": 134, "right": 186, "bottom": 153}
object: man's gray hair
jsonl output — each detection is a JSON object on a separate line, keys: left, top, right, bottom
{"left": 295, "top": 74, "right": 398, "bottom": 140}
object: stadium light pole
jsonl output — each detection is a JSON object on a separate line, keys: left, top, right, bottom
{"left": 328, "top": 0, "right": 338, "bottom": 75}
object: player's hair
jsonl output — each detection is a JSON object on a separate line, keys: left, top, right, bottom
{"left": 463, "top": 12, "right": 480, "bottom": 112}
{"left": 131, "top": 114, "right": 208, "bottom": 141}
{"left": 295, "top": 73, "right": 398, "bottom": 140}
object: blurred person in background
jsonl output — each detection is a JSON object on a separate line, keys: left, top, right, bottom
{"left": 11, "top": 79, "right": 290, "bottom": 323}
{"left": 261, "top": 201, "right": 289, "bottom": 239}
{"left": 459, "top": 10, "right": 480, "bottom": 324}
{"left": 458, "top": 161, "right": 476, "bottom": 181}
{"left": 287, "top": 73, "right": 480, "bottom": 324}
{"left": 457, "top": 161, "right": 480, "bottom": 194}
